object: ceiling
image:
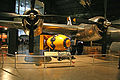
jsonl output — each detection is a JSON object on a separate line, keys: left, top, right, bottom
{"left": 42, "top": 0, "right": 120, "bottom": 21}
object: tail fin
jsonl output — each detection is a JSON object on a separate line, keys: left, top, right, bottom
{"left": 67, "top": 16, "right": 72, "bottom": 25}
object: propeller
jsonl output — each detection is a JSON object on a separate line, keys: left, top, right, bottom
{"left": 27, "top": 0, "right": 36, "bottom": 53}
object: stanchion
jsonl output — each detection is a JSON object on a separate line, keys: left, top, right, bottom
{"left": 44, "top": 56, "right": 45, "bottom": 68}
{"left": 1, "top": 49, "right": 4, "bottom": 68}
{"left": 69, "top": 55, "right": 72, "bottom": 66}
{"left": 0, "top": 49, "right": 1, "bottom": 68}
{"left": 14, "top": 52, "right": 17, "bottom": 69}
{"left": 118, "top": 53, "right": 120, "bottom": 69}
{"left": 92, "top": 54, "right": 95, "bottom": 65}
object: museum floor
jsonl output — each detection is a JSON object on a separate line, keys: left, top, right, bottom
{"left": 0, "top": 54, "right": 120, "bottom": 80}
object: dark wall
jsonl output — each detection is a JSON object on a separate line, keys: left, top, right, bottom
{"left": 0, "top": 0, "right": 16, "bottom": 20}
{"left": 43, "top": 0, "right": 56, "bottom": 14}
{"left": 0, "top": 0, "right": 16, "bottom": 12}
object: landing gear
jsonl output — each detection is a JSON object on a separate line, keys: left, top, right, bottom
{"left": 76, "top": 41, "right": 83, "bottom": 55}
{"left": 57, "top": 57, "right": 62, "bottom": 61}
{"left": 57, "top": 56, "right": 76, "bottom": 61}
{"left": 70, "top": 41, "right": 83, "bottom": 55}
{"left": 35, "top": 63, "right": 42, "bottom": 66}
{"left": 102, "top": 42, "right": 107, "bottom": 57}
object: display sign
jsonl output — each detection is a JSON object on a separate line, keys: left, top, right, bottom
{"left": 44, "top": 52, "right": 58, "bottom": 56}
{"left": 44, "top": 51, "right": 71, "bottom": 57}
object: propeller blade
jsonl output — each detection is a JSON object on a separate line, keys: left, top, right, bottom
{"left": 111, "top": 24, "right": 120, "bottom": 29}
{"left": 110, "top": 19, "right": 120, "bottom": 29}
{"left": 111, "top": 19, "right": 120, "bottom": 24}
{"left": 0, "top": 12, "right": 20, "bottom": 18}
{"left": 29, "top": 28, "right": 34, "bottom": 53}
{"left": 0, "top": 12, "right": 29, "bottom": 18}
{"left": 31, "top": 0, "right": 35, "bottom": 10}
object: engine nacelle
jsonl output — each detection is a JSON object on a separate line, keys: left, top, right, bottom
{"left": 22, "top": 9, "right": 42, "bottom": 30}
{"left": 47, "top": 34, "right": 71, "bottom": 51}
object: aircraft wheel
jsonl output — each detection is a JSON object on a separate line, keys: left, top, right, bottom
{"left": 76, "top": 43, "right": 83, "bottom": 55}
{"left": 77, "top": 47, "right": 83, "bottom": 55}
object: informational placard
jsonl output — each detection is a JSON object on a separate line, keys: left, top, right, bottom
{"left": 44, "top": 52, "right": 58, "bottom": 56}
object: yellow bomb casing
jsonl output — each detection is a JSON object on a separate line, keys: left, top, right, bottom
{"left": 47, "top": 34, "right": 71, "bottom": 51}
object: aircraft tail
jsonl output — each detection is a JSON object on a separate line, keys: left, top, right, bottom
{"left": 67, "top": 16, "right": 72, "bottom": 25}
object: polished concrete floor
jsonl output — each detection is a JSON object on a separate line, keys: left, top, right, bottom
{"left": 0, "top": 55, "right": 120, "bottom": 80}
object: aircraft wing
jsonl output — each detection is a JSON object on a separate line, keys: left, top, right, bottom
{"left": 0, "top": 20, "right": 23, "bottom": 29}
{"left": 0, "top": 20, "right": 85, "bottom": 36}
{"left": 43, "top": 23, "right": 85, "bottom": 35}
{"left": 0, "top": 20, "right": 103, "bottom": 41}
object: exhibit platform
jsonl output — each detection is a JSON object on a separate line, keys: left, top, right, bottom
{"left": 0, "top": 54, "right": 120, "bottom": 80}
